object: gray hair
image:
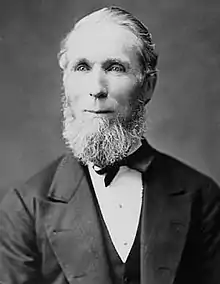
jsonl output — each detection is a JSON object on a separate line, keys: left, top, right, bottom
{"left": 58, "top": 6, "right": 158, "bottom": 77}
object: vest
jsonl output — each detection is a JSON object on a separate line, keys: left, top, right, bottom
{"left": 94, "top": 194, "right": 142, "bottom": 284}
{"left": 101, "top": 213, "right": 141, "bottom": 284}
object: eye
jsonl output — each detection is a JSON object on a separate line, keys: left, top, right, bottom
{"left": 75, "top": 63, "right": 90, "bottom": 72}
{"left": 108, "top": 64, "right": 126, "bottom": 73}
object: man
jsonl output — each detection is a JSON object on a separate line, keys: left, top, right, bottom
{"left": 0, "top": 6, "right": 220, "bottom": 284}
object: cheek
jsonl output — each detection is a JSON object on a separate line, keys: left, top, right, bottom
{"left": 63, "top": 74, "right": 88, "bottom": 108}
{"left": 109, "top": 76, "right": 140, "bottom": 106}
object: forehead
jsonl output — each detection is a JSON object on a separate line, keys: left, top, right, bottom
{"left": 66, "top": 22, "right": 140, "bottom": 66}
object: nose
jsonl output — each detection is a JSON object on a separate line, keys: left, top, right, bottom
{"left": 90, "top": 89, "right": 108, "bottom": 99}
{"left": 89, "top": 68, "right": 108, "bottom": 99}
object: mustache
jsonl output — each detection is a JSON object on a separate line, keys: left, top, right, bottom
{"left": 61, "top": 98, "right": 147, "bottom": 168}
{"left": 61, "top": 91, "right": 118, "bottom": 115}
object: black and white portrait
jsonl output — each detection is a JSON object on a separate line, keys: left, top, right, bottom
{"left": 0, "top": 1, "right": 220, "bottom": 283}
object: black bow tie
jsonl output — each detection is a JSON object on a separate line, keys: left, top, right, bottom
{"left": 93, "top": 139, "right": 154, "bottom": 187}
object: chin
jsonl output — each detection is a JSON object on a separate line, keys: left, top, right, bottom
{"left": 64, "top": 118, "right": 144, "bottom": 168}
{"left": 61, "top": 95, "right": 147, "bottom": 167}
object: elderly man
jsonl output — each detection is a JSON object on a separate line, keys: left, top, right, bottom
{"left": 1, "top": 6, "right": 220, "bottom": 284}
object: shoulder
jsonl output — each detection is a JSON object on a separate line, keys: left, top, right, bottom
{"left": 16, "top": 154, "right": 67, "bottom": 200}
{"left": 150, "top": 147, "right": 220, "bottom": 201}
{"left": 0, "top": 153, "right": 83, "bottom": 215}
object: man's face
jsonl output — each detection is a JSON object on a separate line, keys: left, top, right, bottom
{"left": 62, "top": 22, "right": 148, "bottom": 167}
{"left": 63, "top": 22, "right": 143, "bottom": 123}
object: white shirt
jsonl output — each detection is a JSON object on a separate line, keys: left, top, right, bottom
{"left": 88, "top": 151, "right": 143, "bottom": 263}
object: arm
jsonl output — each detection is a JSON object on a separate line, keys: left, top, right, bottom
{"left": 0, "top": 188, "right": 42, "bottom": 284}
{"left": 201, "top": 178, "right": 220, "bottom": 284}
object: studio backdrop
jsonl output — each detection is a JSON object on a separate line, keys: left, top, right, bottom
{"left": 0, "top": 0, "right": 220, "bottom": 200}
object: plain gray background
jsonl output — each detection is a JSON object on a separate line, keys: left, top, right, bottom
{"left": 0, "top": 0, "right": 220, "bottom": 200}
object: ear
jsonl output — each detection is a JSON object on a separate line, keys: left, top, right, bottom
{"left": 142, "top": 72, "right": 158, "bottom": 105}
{"left": 58, "top": 51, "right": 67, "bottom": 70}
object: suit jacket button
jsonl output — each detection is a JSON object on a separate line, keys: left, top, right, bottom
{"left": 158, "top": 267, "right": 172, "bottom": 278}
{"left": 170, "top": 220, "right": 184, "bottom": 234}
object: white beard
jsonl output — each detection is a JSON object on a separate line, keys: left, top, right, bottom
{"left": 61, "top": 94, "right": 147, "bottom": 168}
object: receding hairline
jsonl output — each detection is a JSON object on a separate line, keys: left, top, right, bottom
{"left": 59, "top": 6, "right": 158, "bottom": 73}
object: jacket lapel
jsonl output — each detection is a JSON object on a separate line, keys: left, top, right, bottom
{"left": 41, "top": 154, "right": 111, "bottom": 284}
{"left": 40, "top": 141, "right": 192, "bottom": 284}
{"left": 141, "top": 154, "right": 192, "bottom": 284}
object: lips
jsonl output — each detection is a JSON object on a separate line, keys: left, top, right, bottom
{"left": 85, "top": 110, "right": 113, "bottom": 114}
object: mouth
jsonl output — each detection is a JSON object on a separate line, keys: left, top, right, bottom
{"left": 85, "top": 110, "right": 114, "bottom": 114}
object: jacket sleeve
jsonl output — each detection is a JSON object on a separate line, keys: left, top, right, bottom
{"left": 0, "top": 188, "right": 42, "bottom": 284}
{"left": 201, "top": 178, "right": 220, "bottom": 284}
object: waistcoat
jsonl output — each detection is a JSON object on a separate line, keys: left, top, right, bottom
{"left": 96, "top": 198, "right": 142, "bottom": 284}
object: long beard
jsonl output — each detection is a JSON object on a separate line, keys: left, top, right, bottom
{"left": 62, "top": 95, "right": 147, "bottom": 168}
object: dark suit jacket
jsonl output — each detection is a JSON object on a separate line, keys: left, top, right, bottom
{"left": 1, "top": 144, "right": 220, "bottom": 284}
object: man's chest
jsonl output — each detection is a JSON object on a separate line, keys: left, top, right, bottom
{"left": 89, "top": 165, "right": 143, "bottom": 262}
